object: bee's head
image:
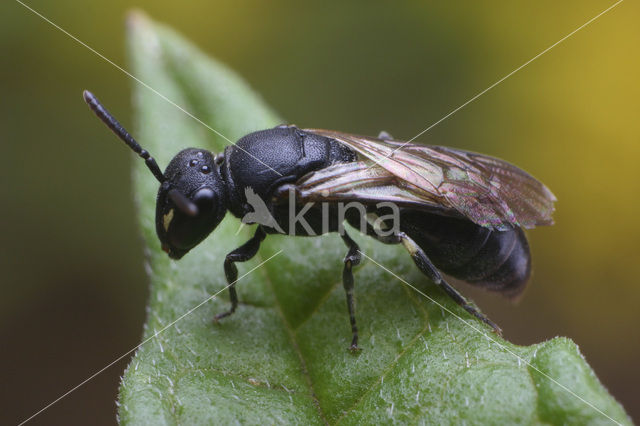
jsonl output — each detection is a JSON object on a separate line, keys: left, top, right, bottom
{"left": 83, "top": 90, "right": 227, "bottom": 260}
{"left": 156, "top": 149, "right": 227, "bottom": 259}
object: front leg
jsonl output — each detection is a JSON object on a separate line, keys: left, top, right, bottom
{"left": 214, "top": 226, "right": 267, "bottom": 321}
{"left": 341, "top": 231, "right": 362, "bottom": 352}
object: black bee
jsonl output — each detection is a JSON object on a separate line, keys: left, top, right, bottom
{"left": 84, "top": 90, "right": 555, "bottom": 351}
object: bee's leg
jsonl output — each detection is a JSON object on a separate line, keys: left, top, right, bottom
{"left": 357, "top": 216, "right": 503, "bottom": 335}
{"left": 378, "top": 130, "right": 393, "bottom": 140}
{"left": 341, "top": 231, "right": 362, "bottom": 352}
{"left": 214, "top": 226, "right": 267, "bottom": 321}
{"left": 396, "top": 232, "right": 502, "bottom": 335}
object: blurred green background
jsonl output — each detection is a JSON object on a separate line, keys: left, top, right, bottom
{"left": 1, "top": 1, "right": 638, "bottom": 424}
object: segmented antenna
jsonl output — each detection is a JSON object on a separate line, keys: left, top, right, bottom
{"left": 83, "top": 90, "right": 165, "bottom": 183}
{"left": 168, "top": 189, "right": 199, "bottom": 217}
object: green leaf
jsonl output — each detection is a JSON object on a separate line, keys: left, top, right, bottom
{"left": 118, "top": 12, "right": 631, "bottom": 425}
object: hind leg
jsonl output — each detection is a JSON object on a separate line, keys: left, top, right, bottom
{"left": 356, "top": 216, "right": 502, "bottom": 335}
{"left": 397, "top": 232, "right": 502, "bottom": 335}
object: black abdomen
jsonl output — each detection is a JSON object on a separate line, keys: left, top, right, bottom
{"left": 400, "top": 210, "right": 531, "bottom": 298}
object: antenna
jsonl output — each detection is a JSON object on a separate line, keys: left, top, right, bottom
{"left": 168, "top": 189, "right": 199, "bottom": 217}
{"left": 83, "top": 90, "right": 165, "bottom": 183}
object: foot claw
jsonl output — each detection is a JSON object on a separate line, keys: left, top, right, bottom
{"left": 349, "top": 344, "right": 362, "bottom": 354}
{"left": 214, "top": 311, "right": 232, "bottom": 323}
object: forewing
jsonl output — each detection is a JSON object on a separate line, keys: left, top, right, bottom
{"left": 305, "top": 129, "right": 556, "bottom": 230}
{"left": 279, "top": 161, "right": 461, "bottom": 216}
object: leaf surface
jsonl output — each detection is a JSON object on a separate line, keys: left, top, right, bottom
{"left": 118, "top": 12, "right": 630, "bottom": 425}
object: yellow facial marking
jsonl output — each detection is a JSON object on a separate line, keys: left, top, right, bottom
{"left": 163, "top": 208, "right": 174, "bottom": 232}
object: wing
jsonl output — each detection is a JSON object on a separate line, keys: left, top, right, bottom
{"left": 304, "top": 129, "right": 556, "bottom": 230}
{"left": 283, "top": 161, "right": 463, "bottom": 217}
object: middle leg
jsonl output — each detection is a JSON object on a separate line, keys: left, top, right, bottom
{"left": 341, "top": 231, "right": 362, "bottom": 351}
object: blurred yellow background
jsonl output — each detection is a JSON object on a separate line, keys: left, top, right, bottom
{"left": 1, "top": 0, "right": 638, "bottom": 424}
